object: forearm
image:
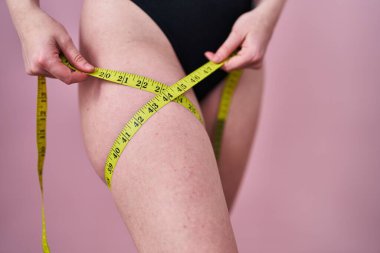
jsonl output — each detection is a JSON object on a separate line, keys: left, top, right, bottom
{"left": 6, "top": 0, "right": 40, "bottom": 32}
{"left": 6, "top": 0, "right": 40, "bottom": 11}
{"left": 254, "top": 0, "right": 286, "bottom": 31}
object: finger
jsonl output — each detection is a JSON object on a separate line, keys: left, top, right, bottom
{"left": 38, "top": 66, "right": 85, "bottom": 80}
{"left": 67, "top": 71, "right": 91, "bottom": 84}
{"left": 222, "top": 48, "right": 257, "bottom": 72}
{"left": 204, "top": 51, "right": 214, "bottom": 61}
{"left": 42, "top": 54, "right": 89, "bottom": 84}
{"left": 42, "top": 71, "right": 89, "bottom": 81}
{"left": 247, "top": 60, "right": 263, "bottom": 70}
{"left": 56, "top": 35, "right": 94, "bottom": 73}
{"left": 211, "top": 30, "right": 244, "bottom": 63}
{"left": 39, "top": 70, "right": 55, "bottom": 79}
{"left": 27, "top": 66, "right": 54, "bottom": 78}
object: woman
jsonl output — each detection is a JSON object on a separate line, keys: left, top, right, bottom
{"left": 6, "top": 0, "right": 286, "bottom": 252}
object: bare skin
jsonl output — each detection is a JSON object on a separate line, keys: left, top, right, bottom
{"left": 6, "top": 0, "right": 285, "bottom": 251}
{"left": 200, "top": 66, "right": 264, "bottom": 211}
{"left": 78, "top": 1, "right": 239, "bottom": 252}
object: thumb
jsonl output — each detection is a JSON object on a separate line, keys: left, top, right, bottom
{"left": 56, "top": 35, "right": 94, "bottom": 73}
{"left": 211, "top": 30, "right": 244, "bottom": 63}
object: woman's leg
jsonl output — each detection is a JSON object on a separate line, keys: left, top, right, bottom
{"left": 200, "top": 67, "right": 264, "bottom": 211}
{"left": 78, "top": 0, "right": 238, "bottom": 252}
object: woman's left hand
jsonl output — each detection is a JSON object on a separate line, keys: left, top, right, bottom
{"left": 205, "top": 0, "right": 285, "bottom": 72}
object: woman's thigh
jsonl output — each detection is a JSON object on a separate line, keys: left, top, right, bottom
{"left": 78, "top": 0, "right": 238, "bottom": 252}
{"left": 200, "top": 66, "right": 264, "bottom": 210}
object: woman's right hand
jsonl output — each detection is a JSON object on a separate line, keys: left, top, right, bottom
{"left": 13, "top": 5, "right": 94, "bottom": 84}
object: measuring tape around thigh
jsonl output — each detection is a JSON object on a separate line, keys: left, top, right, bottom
{"left": 36, "top": 54, "right": 242, "bottom": 252}
{"left": 213, "top": 70, "right": 242, "bottom": 160}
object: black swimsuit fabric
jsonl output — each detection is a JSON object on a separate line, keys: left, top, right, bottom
{"left": 132, "top": 0, "right": 255, "bottom": 101}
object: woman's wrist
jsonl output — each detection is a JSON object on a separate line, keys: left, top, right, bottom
{"left": 253, "top": 0, "right": 286, "bottom": 33}
{"left": 6, "top": 0, "right": 41, "bottom": 33}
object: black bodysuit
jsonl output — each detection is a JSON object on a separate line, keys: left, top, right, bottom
{"left": 132, "top": 0, "right": 255, "bottom": 102}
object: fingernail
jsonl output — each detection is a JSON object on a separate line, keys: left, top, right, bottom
{"left": 85, "top": 62, "right": 94, "bottom": 70}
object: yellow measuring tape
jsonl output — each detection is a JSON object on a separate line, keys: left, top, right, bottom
{"left": 36, "top": 54, "right": 242, "bottom": 252}
{"left": 213, "top": 70, "right": 242, "bottom": 160}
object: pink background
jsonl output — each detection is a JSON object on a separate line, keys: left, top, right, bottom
{"left": 1, "top": 0, "right": 380, "bottom": 252}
